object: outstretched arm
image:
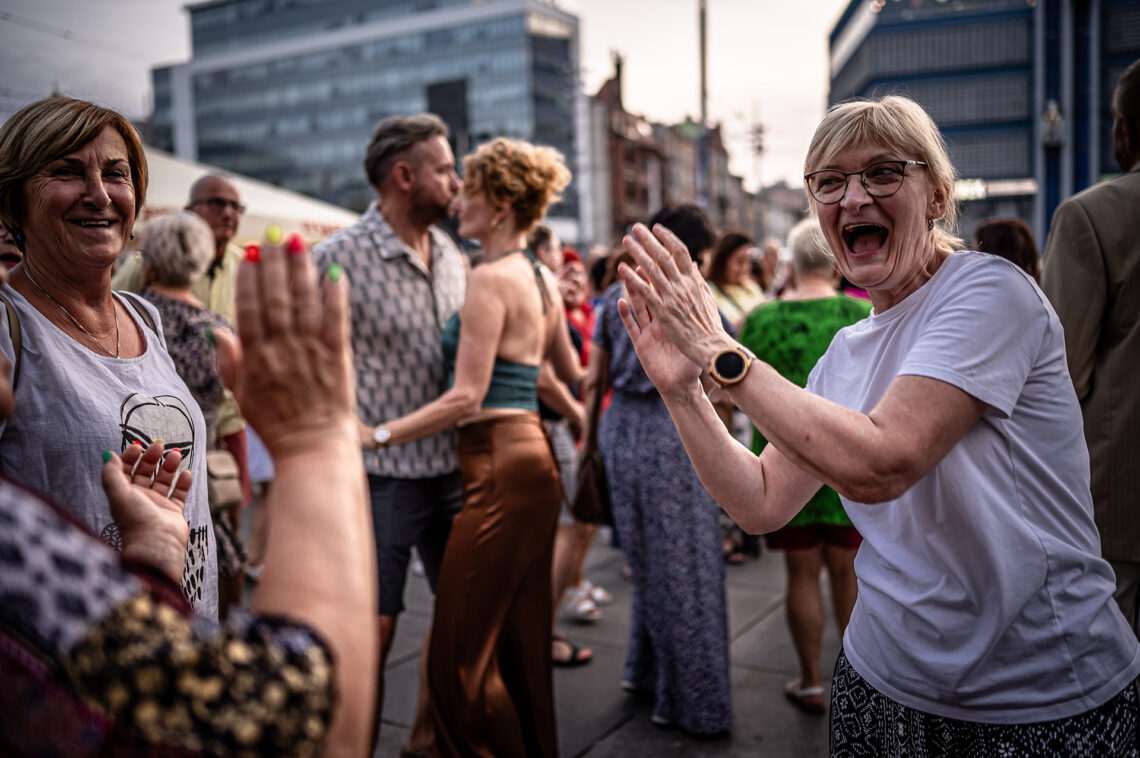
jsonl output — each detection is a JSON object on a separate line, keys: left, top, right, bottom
{"left": 216, "top": 237, "right": 375, "bottom": 758}
{"left": 360, "top": 266, "right": 506, "bottom": 449}
{"left": 618, "top": 224, "right": 985, "bottom": 524}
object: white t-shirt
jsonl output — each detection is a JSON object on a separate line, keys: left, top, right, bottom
{"left": 0, "top": 286, "right": 218, "bottom": 619}
{"left": 807, "top": 251, "right": 1140, "bottom": 723}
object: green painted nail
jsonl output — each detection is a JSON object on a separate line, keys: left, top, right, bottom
{"left": 327, "top": 263, "right": 344, "bottom": 283}
{"left": 204, "top": 326, "right": 216, "bottom": 348}
{"left": 102, "top": 450, "right": 112, "bottom": 463}
{"left": 265, "top": 224, "right": 284, "bottom": 245}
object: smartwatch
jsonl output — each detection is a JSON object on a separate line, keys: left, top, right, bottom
{"left": 708, "top": 346, "right": 754, "bottom": 387}
{"left": 372, "top": 425, "right": 392, "bottom": 447}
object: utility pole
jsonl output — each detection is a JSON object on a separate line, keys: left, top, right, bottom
{"left": 697, "top": 0, "right": 709, "bottom": 210}
{"left": 751, "top": 98, "right": 765, "bottom": 192}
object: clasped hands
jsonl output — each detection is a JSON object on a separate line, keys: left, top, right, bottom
{"left": 616, "top": 223, "right": 738, "bottom": 395}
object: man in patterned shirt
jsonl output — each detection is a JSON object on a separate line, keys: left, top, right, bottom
{"left": 312, "top": 114, "right": 466, "bottom": 727}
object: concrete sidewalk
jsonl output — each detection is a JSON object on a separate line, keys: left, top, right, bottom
{"left": 373, "top": 540, "right": 839, "bottom": 757}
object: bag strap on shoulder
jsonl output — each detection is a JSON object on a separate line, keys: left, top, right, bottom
{"left": 0, "top": 292, "right": 20, "bottom": 393}
{"left": 116, "top": 290, "right": 157, "bottom": 334}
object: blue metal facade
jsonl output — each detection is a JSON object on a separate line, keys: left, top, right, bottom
{"left": 828, "top": 0, "right": 1140, "bottom": 244}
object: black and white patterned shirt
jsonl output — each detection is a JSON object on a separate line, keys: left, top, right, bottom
{"left": 313, "top": 203, "right": 466, "bottom": 478}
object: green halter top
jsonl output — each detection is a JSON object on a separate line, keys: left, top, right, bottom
{"left": 440, "top": 248, "right": 550, "bottom": 411}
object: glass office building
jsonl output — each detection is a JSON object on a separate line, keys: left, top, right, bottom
{"left": 827, "top": 0, "right": 1140, "bottom": 243}
{"left": 152, "top": 0, "right": 579, "bottom": 229}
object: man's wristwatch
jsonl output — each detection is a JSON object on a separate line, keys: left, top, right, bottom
{"left": 708, "top": 346, "right": 754, "bottom": 387}
{"left": 372, "top": 425, "right": 392, "bottom": 447}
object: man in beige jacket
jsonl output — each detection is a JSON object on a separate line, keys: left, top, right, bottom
{"left": 1043, "top": 58, "right": 1140, "bottom": 635}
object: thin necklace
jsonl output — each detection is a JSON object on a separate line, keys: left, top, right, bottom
{"left": 23, "top": 266, "right": 120, "bottom": 357}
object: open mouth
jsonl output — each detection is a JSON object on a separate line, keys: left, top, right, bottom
{"left": 842, "top": 223, "right": 888, "bottom": 254}
{"left": 0, "top": 251, "right": 21, "bottom": 267}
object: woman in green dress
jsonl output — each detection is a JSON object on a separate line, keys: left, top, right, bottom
{"left": 737, "top": 216, "right": 871, "bottom": 715}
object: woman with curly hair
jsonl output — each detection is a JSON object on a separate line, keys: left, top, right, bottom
{"left": 379, "top": 137, "right": 580, "bottom": 758}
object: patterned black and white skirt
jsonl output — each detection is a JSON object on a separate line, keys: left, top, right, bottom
{"left": 830, "top": 648, "right": 1140, "bottom": 757}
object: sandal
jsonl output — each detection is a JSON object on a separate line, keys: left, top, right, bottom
{"left": 784, "top": 678, "right": 825, "bottom": 715}
{"left": 581, "top": 580, "right": 613, "bottom": 606}
{"left": 559, "top": 585, "right": 602, "bottom": 623}
{"left": 552, "top": 633, "right": 593, "bottom": 667}
{"left": 723, "top": 534, "right": 748, "bottom": 565}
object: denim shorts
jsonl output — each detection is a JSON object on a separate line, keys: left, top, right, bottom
{"left": 368, "top": 471, "right": 463, "bottom": 616}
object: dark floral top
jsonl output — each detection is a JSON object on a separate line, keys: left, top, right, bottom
{"left": 140, "top": 289, "right": 230, "bottom": 446}
{"left": 0, "top": 477, "right": 335, "bottom": 757}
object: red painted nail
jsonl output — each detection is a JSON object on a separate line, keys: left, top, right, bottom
{"left": 286, "top": 233, "right": 305, "bottom": 254}
{"left": 245, "top": 243, "right": 261, "bottom": 263}
{"left": 132, "top": 440, "right": 143, "bottom": 446}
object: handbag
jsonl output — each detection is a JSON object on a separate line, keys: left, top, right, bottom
{"left": 569, "top": 371, "right": 613, "bottom": 526}
{"left": 206, "top": 449, "right": 244, "bottom": 515}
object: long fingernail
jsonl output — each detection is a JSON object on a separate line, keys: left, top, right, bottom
{"left": 132, "top": 440, "right": 143, "bottom": 446}
{"left": 204, "top": 326, "right": 216, "bottom": 348}
{"left": 245, "top": 243, "right": 261, "bottom": 263}
{"left": 102, "top": 450, "right": 112, "bottom": 463}
{"left": 327, "top": 263, "right": 343, "bottom": 283}
{"left": 286, "top": 233, "right": 305, "bottom": 254}
{"left": 265, "top": 224, "right": 283, "bottom": 245}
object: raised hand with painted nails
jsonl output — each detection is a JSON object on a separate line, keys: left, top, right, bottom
{"left": 214, "top": 231, "right": 377, "bottom": 758}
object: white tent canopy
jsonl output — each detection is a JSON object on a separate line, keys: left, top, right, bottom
{"left": 138, "top": 147, "right": 360, "bottom": 246}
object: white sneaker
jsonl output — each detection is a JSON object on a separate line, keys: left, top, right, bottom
{"left": 559, "top": 585, "right": 601, "bottom": 623}
{"left": 581, "top": 580, "right": 613, "bottom": 606}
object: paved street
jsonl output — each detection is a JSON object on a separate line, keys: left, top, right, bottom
{"left": 373, "top": 538, "right": 840, "bottom": 757}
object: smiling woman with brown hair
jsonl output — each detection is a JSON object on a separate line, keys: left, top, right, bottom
{"left": 0, "top": 96, "right": 218, "bottom": 617}
{"left": 614, "top": 95, "right": 1140, "bottom": 755}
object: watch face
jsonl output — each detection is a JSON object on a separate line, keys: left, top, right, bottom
{"left": 373, "top": 426, "right": 391, "bottom": 445}
{"left": 715, "top": 350, "right": 746, "bottom": 380}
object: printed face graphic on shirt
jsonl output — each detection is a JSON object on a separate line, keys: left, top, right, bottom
{"left": 109, "top": 393, "right": 208, "bottom": 605}
{"left": 119, "top": 393, "right": 196, "bottom": 466}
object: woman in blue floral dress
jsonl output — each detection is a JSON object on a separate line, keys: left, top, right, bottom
{"left": 587, "top": 204, "right": 732, "bottom": 735}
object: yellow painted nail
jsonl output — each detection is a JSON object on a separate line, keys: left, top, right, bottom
{"left": 154, "top": 439, "right": 163, "bottom": 445}
{"left": 265, "top": 224, "right": 284, "bottom": 245}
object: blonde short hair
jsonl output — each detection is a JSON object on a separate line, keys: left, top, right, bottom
{"left": 139, "top": 211, "right": 215, "bottom": 287}
{"left": 462, "top": 138, "right": 571, "bottom": 233}
{"left": 0, "top": 97, "right": 148, "bottom": 233}
{"left": 804, "top": 95, "right": 963, "bottom": 251}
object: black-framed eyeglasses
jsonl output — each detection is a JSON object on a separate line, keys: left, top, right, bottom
{"left": 804, "top": 160, "right": 928, "bottom": 204}
{"left": 192, "top": 197, "right": 246, "bottom": 214}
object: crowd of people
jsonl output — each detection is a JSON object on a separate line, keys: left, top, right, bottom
{"left": 1, "top": 55, "right": 1139, "bottom": 758}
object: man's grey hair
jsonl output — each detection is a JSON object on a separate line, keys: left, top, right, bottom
{"left": 787, "top": 216, "right": 836, "bottom": 275}
{"left": 138, "top": 210, "right": 215, "bottom": 287}
{"left": 364, "top": 113, "right": 450, "bottom": 189}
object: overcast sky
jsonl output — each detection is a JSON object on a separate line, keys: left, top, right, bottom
{"left": 0, "top": 0, "right": 849, "bottom": 189}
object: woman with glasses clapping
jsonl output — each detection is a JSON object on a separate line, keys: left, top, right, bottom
{"left": 613, "top": 95, "right": 1140, "bottom": 755}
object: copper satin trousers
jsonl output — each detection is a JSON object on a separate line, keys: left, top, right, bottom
{"left": 410, "top": 414, "right": 562, "bottom": 757}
